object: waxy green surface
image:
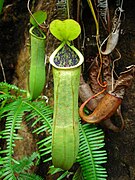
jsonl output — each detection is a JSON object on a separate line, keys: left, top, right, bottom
{"left": 29, "top": 27, "right": 46, "bottom": 100}
{"left": 52, "top": 66, "right": 81, "bottom": 170}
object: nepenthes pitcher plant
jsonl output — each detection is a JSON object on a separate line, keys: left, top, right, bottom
{"left": 49, "top": 19, "right": 84, "bottom": 170}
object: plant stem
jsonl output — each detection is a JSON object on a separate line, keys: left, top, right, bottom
{"left": 0, "top": 58, "right": 6, "bottom": 82}
{"left": 87, "top": 0, "right": 99, "bottom": 36}
{"left": 87, "top": 0, "right": 107, "bottom": 88}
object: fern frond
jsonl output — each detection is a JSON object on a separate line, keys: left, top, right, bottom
{"left": 0, "top": 92, "right": 108, "bottom": 180}
{"left": 77, "top": 123, "right": 107, "bottom": 180}
{"left": 0, "top": 94, "right": 15, "bottom": 109}
{"left": 37, "top": 135, "right": 52, "bottom": 161}
{"left": 24, "top": 101, "right": 53, "bottom": 162}
{"left": 12, "top": 152, "right": 39, "bottom": 174}
{"left": 0, "top": 93, "right": 14, "bottom": 101}
{"left": 0, "top": 98, "right": 31, "bottom": 180}
{"left": 48, "top": 165, "right": 70, "bottom": 180}
{"left": 0, "top": 82, "right": 26, "bottom": 94}
{"left": 57, "top": 171, "right": 70, "bottom": 180}
{"left": 18, "top": 173, "right": 43, "bottom": 180}
{"left": 0, "top": 82, "right": 26, "bottom": 108}
{"left": 24, "top": 101, "right": 53, "bottom": 134}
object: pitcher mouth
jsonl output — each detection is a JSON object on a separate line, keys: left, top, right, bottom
{"left": 49, "top": 42, "right": 84, "bottom": 69}
{"left": 29, "top": 26, "right": 46, "bottom": 40}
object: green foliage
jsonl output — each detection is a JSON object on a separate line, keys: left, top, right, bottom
{"left": 0, "top": 82, "right": 26, "bottom": 93}
{"left": 0, "top": 0, "right": 4, "bottom": 13}
{"left": 48, "top": 165, "right": 70, "bottom": 180}
{"left": 12, "top": 152, "right": 39, "bottom": 174}
{"left": 50, "top": 19, "right": 81, "bottom": 42}
{"left": 0, "top": 82, "right": 53, "bottom": 179}
{"left": 0, "top": 82, "right": 107, "bottom": 179}
{"left": 47, "top": 122, "right": 108, "bottom": 180}
{"left": 0, "top": 99, "right": 31, "bottom": 179}
{"left": 30, "top": 11, "right": 47, "bottom": 27}
{"left": 0, "top": 82, "right": 26, "bottom": 108}
{"left": 0, "top": 82, "right": 26, "bottom": 99}
{"left": 77, "top": 123, "right": 107, "bottom": 180}
{"left": 12, "top": 152, "right": 43, "bottom": 180}
{"left": 25, "top": 100, "right": 53, "bottom": 163}
{"left": 17, "top": 173, "right": 43, "bottom": 180}
{"left": 25, "top": 100, "right": 53, "bottom": 134}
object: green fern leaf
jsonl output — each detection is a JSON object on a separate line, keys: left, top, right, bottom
{"left": 0, "top": 82, "right": 26, "bottom": 94}
{"left": 24, "top": 101, "right": 53, "bottom": 134}
{"left": 37, "top": 137, "right": 52, "bottom": 163}
{"left": 0, "top": 94, "right": 14, "bottom": 101}
{"left": 18, "top": 172, "right": 43, "bottom": 180}
{"left": 24, "top": 101, "right": 53, "bottom": 163}
{"left": 37, "top": 135, "right": 52, "bottom": 163}
{"left": 57, "top": 171, "right": 70, "bottom": 180}
{"left": 48, "top": 165, "right": 63, "bottom": 175}
{"left": 12, "top": 152, "right": 39, "bottom": 174}
{"left": 0, "top": 82, "right": 26, "bottom": 108}
{"left": 0, "top": 98, "right": 31, "bottom": 179}
{"left": 48, "top": 165, "right": 70, "bottom": 180}
{"left": 77, "top": 123, "right": 107, "bottom": 180}
{"left": 0, "top": 92, "right": 15, "bottom": 109}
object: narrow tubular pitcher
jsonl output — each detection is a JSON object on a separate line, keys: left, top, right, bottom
{"left": 29, "top": 26, "right": 46, "bottom": 100}
{"left": 50, "top": 42, "right": 84, "bottom": 170}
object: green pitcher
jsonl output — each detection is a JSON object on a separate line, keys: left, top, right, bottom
{"left": 50, "top": 42, "right": 84, "bottom": 170}
{"left": 29, "top": 26, "right": 46, "bottom": 100}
